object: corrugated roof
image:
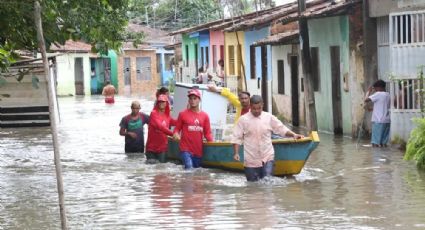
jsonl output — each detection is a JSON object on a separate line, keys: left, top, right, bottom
{"left": 49, "top": 40, "right": 92, "bottom": 53}
{"left": 168, "top": 2, "right": 294, "bottom": 35}
{"left": 224, "top": 0, "right": 327, "bottom": 32}
{"left": 275, "top": 0, "right": 362, "bottom": 24}
{"left": 252, "top": 30, "right": 299, "bottom": 46}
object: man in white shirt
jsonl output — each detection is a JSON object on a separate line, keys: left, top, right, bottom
{"left": 364, "top": 80, "right": 391, "bottom": 147}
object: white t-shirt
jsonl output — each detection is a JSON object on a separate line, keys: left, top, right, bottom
{"left": 369, "top": 91, "right": 391, "bottom": 123}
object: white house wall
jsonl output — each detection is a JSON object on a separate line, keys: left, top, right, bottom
{"left": 55, "top": 53, "right": 91, "bottom": 96}
{"left": 271, "top": 44, "right": 302, "bottom": 124}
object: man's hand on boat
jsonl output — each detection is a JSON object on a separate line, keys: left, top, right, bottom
{"left": 207, "top": 84, "right": 220, "bottom": 93}
{"left": 173, "top": 133, "right": 181, "bottom": 141}
{"left": 286, "top": 130, "right": 304, "bottom": 140}
{"left": 233, "top": 153, "right": 240, "bottom": 162}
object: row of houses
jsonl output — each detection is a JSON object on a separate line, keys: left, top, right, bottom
{"left": 168, "top": 0, "right": 425, "bottom": 141}
{"left": 50, "top": 23, "right": 175, "bottom": 98}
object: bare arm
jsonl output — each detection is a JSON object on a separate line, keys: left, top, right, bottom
{"left": 233, "top": 144, "right": 240, "bottom": 161}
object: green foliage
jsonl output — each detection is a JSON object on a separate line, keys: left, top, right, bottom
{"left": 405, "top": 117, "right": 425, "bottom": 170}
{"left": 127, "top": 0, "right": 222, "bottom": 30}
{"left": 0, "top": 0, "right": 129, "bottom": 59}
{"left": 0, "top": 42, "right": 18, "bottom": 72}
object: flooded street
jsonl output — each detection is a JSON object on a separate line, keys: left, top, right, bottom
{"left": 1, "top": 95, "right": 425, "bottom": 229}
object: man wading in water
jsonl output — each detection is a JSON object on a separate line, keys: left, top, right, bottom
{"left": 119, "top": 101, "right": 150, "bottom": 154}
{"left": 231, "top": 95, "right": 304, "bottom": 182}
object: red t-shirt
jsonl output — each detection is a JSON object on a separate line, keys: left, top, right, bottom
{"left": 241, "top": 107, "right": 250, "bottom": 116}
{"left": 173, "top": 109, "right": 213, "bottom": 157}
{"left": 146, "top": 109, "right": 176, "bottom": 153}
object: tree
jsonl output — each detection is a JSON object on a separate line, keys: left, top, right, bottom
{"left": 0, "top": 0, "right": 130, "bottom": 70}
{"left": 128, "top": 0, "right": 223, "bottom": 30}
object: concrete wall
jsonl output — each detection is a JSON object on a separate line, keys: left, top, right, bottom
{"left": 117, "top": 49, "right": 159, "bottom": 97}
{"left": 55, "top": 53, "right": 91, "bottom": 96}
{"left": 370, "top": 0, "right": 425, "bottom": 17}
{"left": 0, "top": 73, "right": 48, "bottom": 107}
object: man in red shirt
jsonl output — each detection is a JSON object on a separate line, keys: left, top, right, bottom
{"left": 145, "top": 94, "right": 176, "bottom": 164}
{"left": 173, "top": 89, "right": 213, "bottom": 169}
{"left": 239, "top": 91, "right": 250, "bottom": 115}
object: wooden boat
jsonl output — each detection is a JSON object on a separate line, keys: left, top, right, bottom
{"left": 167, "top": 82, "right": 319, "bottom": 176}
{"left": 166, "top": 131, "right": 319, "bottom": 176}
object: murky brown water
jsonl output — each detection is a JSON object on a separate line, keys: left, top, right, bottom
{"left": 1, "top": 95, "right": 425, "bottom": 229}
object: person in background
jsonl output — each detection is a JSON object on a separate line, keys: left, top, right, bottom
{"left": 217, "top": 59, "right": 225, "bottom": 85}
{"left": 207, "top": 84, "right": 246, "bottom": 123}
{"left": 156, "top": 86, "right": 174, "bottom": 106}
{"left": 102, "top": 80, "right": 116, "bottom": 104}
{"left": 145, "top": 94, "right": 176, "bottom": 164}
{"left": 231, "top": 95, "right": 304, "bottom": 182}
{"left": 119, "top": 101, "right": 150, "bottom": 154}
{"left": 173, "top": 89, "right": 213, "bottom": 169}
{"left": 364, "top": 79, "right": 391, "bottom": 147}
{"left": 238, "top": 91, "right": 251, "bottom": 116}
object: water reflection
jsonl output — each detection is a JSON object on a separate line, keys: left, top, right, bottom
{"left": 1, "top": 95, "right": 425, "bottom": 229}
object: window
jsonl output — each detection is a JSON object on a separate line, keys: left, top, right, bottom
{"left": 205, "top": 47, "right": 209, "bottom": 66}
{"left": 220, "top": 45, "right": 224, "bottom": 61}
{"left": 250, "top": 46, "right": 256, "bottom": 79}
{"left": 156, "top": 54, "right": 161, "bottom": 73}
{"left": 237, "top": 44, "right": 242, "bottom": 76}
{"left": 310, "top": 47, "right": 320, "bottom": 91}
{"left": 277, "top": 60, "right": 285, "bottom": 94}
{"left": 201, "top": 47, "right": 205, "bottom": 68}
{"left": 212, "top": 45, "right": 217, "bottom": 71}
{"left": 185, "top": 45, "right": 189, "bottom": 67}
{"left": 228, "top": 45, "right": 235, "bottom": 75}
{"left": 136, "top": 57, "right": 151, "bottom": 81}
{"left": 164, "top": 54, "right": 174, "bottom": 71}
{"left": 392, "top": 13, "right": 425, "bottom": 44}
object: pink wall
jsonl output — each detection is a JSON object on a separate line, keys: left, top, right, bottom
{"left": 209, "top": 30, "right": 225, "bottom": 71}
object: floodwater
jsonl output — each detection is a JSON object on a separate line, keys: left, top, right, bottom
{"left": 1, "top": 95, "right": 425, "bottom": 229}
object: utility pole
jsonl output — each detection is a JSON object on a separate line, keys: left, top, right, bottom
{"left": 34, "top": 1, "right": 67, "bottom": 229}
{"left": 362, "top": 0, "right": 377, "bottom": 90}
{"left": 145, "top": 6, "right": 149, "bottom": 26}
{"left": 174, "top": 0, "right": 178, "bottom": 21}
{"left": 297, "top": 0, "right": 317, "bottom": 131}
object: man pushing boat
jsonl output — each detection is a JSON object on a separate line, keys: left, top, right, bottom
{"left": 231, "top": 95, "right": 304, "bottom": 182}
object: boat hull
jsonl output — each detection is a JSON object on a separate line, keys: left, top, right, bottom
{"left": 167, "top": 131, "right": 320, "bottom": 176}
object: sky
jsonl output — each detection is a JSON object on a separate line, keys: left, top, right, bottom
{"left": 275, "top": 0, "right": 296, "bottom": 5}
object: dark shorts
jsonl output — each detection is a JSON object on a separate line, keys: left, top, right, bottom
{"left": 145, "top": 151, "right": 167, "bottom": 163}
{"left": 244, "top": 161, "right": 274, "bottom": 182}
{"left": 180, "top": 151, "right": 202, "bottom": 169}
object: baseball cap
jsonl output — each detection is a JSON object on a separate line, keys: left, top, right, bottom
{"left": 157, "top": 94, "right": 168, "bottom": 102}
{"left": 187, "top": 89, "right": 201, "bottom": 99}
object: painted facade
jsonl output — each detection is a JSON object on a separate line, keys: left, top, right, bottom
{"left": 181, "top": 34, "right": 199, "bottom": 83}
{"left": 155, "top": 47, "right": 175, "bottom": 86}
{"left": 117, "top": 49, "right": 159, "bottom": 97}
{"left": 90, "top": 51, "right": 118, "bottom": 95}
{"left": 224, "top": 31, "right": 245, "bottom": 93}
{"left": 308, "top": 13, "right": 364, "bottom": 136}
{"left": 209, "top": 30, "right": 225, "bottom": 73}
{"left": 271, "top": 44, "right": 305, "bottom": 126}
{"left": 244, "top": 27, "right": 272, "bottom": 111}
{"left": 198, "top": 30, "right": 210, "bottom": 70}
{"left": 55, "top": 53, "right": 91, "bottom": 96}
